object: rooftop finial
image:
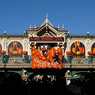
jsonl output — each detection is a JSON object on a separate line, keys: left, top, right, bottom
{"left": 4, "top": 30, "right": 6, "bottom": 36}
{"left": 68, "top": 31, "right": 70, "bottom": 36}
{"left": 58, "top": 24, "right": 60, "bottom": 30}
{"left": 62, "top": 24, "right": 64, "bottom": 30}
{"left": 46, "top": 13, "right": 48, "bottom": 18}
{"left": 24, "top": 31, "right": 26, "bottom": 36}
{"left": 29, "top": 24, "right": 32, "bottom": 30}
{"left": 41, "top": 15, "right": 53, "bottom": 26}
{"left": 87, "top": 31, "right": 89, "bottom": 36}
{"left": 46, "top": 14, "right": 48, "bottom": 24}
{"left": 34, "top": 24, "right": 37, "bottom": 28}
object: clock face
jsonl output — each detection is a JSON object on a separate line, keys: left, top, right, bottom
{"left": 8, "top": 41, "right": 23, "bottom": 58}
{"left": 71, "top": 41, "right": 85, "bottom": 58}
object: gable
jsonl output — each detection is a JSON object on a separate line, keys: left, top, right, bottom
{"left": 37, "top": 24, "right": 57, "bottom": 37}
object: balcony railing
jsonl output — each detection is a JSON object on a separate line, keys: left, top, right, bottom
{"left": 63, "top": 56, "right": 92, "bottom": 64}
{"left": 71, "top": 57, "right": 89, "bottom": 64}
{"left": 0, "top": 55, "right": 94, "bottom": 65}
{"left": 0, "top": 55, "right": 32, "bottom": 64}
{"left": 7, "top": 58, "right": 24, "bottom": 64}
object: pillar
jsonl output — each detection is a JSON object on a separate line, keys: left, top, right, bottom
{"left": 88, "top": 51, "right": 93, "bottom": 64}
{"left": 67, "top": 55, "right": 71, "bottom": 64}
{"left": 22, "top": 51, "right": 28, "bottom": 63}
{"left": 89, "top": 55, "right": 92, "bottom": 64}
{"left": 66, "top": 51, "right": 72, "bottom": 64}
{"left": 23, "top": 55, "right": 27, "bottom": 63}
{"left": 1, "top": 54, "right": 4, "bottom": 64}
{"left": 1, "top": 51, "right": 6, "bottom": 64}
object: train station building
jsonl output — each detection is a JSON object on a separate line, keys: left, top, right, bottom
{"left": 0, "top": 16, "right": 94, "bottom": 59}
{"left": 0, "top": 16, "right": 95, "bottom": 82}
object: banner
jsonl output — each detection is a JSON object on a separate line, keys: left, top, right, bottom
{"left": 32, "top": 47, "right": 62, "bottom": 69}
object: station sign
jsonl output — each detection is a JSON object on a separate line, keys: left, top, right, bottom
{"left": 30, "top": 37, "right": 64, "bottom": 42}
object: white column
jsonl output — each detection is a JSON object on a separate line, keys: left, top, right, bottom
{"left": 23, "top": 38, "right": 28, "bottom": 51}
{"left": 28, "top": 41, "right": 32, "bottom": 55}
{"left": 2, "top": 38, "right": 8, "bottom": 54}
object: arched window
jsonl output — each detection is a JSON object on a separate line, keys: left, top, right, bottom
{"left": 8, "top": 41, "right": 23, "bottom": 58}
{"left": 71, "top": 41, "right": 85, "bottom": 58}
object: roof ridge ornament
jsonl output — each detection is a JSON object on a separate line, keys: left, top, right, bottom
{"left": 46, "top": 15, "right": 48, "bottom": 24}
{"left": 34, "top": 24, "right": 37, "bottom": 28}
{"left": 62, "top": 24, "right": 64, "bottom": 30}
{"left": 29, "top": 24, "right": 32, "bottom": 30}
{"left": 41, "top": 15, "right": 53, "bottom": 26}
{"left": 58, "top": 24, "right": 60, "bottom": 30}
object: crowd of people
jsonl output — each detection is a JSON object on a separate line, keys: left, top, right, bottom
{"left": 0, "top": 73, "right": 74, "bottom": 95}
{"left": 27, "top": 75, "right": 70, "bottom": 95}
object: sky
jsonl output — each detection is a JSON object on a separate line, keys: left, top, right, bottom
{"left": 0, "top": 0, "right": 95, "bottom": 35}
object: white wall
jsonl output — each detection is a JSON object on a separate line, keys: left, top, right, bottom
{"left": 65, "top": 37, "right": 95, "bottom": 56}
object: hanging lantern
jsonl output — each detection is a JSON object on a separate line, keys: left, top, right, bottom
{"left": 22, "top": 51, "right": 28, "bottom": 55}
{"left": 1, "top": 50, "right": 6, "bottom": 54}
{"left": 88, "top": 51, "right": 93, "bottom": 55}
{"left": 66, "top": 51, "right": 72, "bottom": 55}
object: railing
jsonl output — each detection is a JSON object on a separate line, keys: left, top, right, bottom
{"left": 0, "top": 55, "right": 94, "bottom": 65}
{"left": 8, "top": 58, "right": 24, "bottom": 64}
{"left": 63, "top": 56, "right": 90, "bottom": 64}
{"left": 0, "top": 55, "right": 32, "bottom": 64}
{"left": 0, "top": 58, "right": 2, "bottom": 63}
{"left": 71, "top": 57, "right": 89, "bottom": 64}
{"left": 0, "top": 55, "right": 95, "bottom": 69}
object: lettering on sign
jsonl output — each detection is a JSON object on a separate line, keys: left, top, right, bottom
{"left": 30, "top": 37, "right": 64, "bottom": 41}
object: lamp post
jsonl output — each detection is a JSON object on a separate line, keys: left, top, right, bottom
{"left": 87, "top": 32, "right": 89, "bottom": 36}
{"left": 1, "top": 50, "right": 6, "bottom": 64}
{"left": 22, "top": 51, "right": 28, "bottom": 63}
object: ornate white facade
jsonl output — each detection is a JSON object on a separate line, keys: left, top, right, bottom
{"left": 0, "top": 16, "right": 95, "bottom": 58}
